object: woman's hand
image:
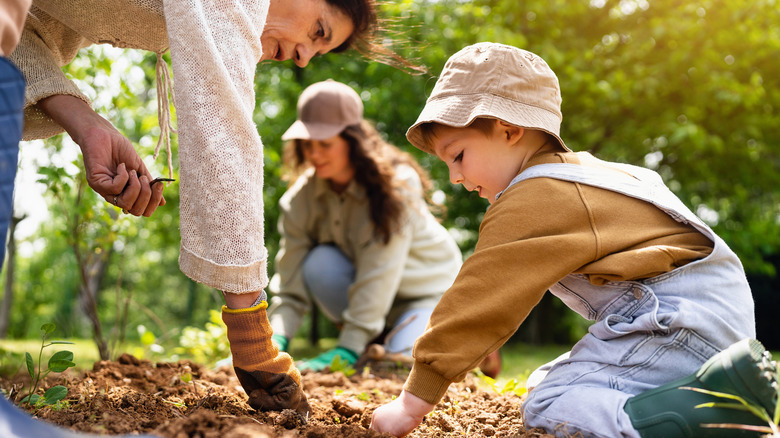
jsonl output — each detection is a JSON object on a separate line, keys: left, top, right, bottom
{"left": 370, "top": 390, "right": 434, "bottom": 437}
{"left": 38, "top": 95, "right": 166, "bottom": 217}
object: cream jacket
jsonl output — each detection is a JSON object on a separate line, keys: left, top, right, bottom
{"left": 11, "top": 0, "right": 270, "bottom": 293}
{"left": 268, "top": 165, "right": 463, "bottom": 353}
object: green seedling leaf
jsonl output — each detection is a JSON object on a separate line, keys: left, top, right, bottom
{"left": 20, "top": 394, "right": 40, "bottom": 405}
{"left": 49, "top": 341, "right": 75, "bottom": 345}
{"left": 42, "top": 386, "right": 68, "bottom": 405}
{"left": 181, "top": 372, "right": 193, "bottom": 384}
{"left": 48, "top": 351, "right": 75, "bottom": 373}
{"left": 25, "top": 352, "right": 35, "bottom": 379}
{"left": 41, "top": 323, "right": 56, "bottom": 335}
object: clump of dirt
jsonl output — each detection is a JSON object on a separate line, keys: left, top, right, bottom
{"left": 1, "top": 353, "right": 552, "bottom": 437}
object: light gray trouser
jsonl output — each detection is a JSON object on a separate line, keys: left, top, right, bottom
{"left": 302, "top": 244, "right": 431, "bottom": 354}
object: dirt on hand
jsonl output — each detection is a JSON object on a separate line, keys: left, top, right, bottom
{"left": 2, "top": 353, "right": 552, "bottom": 437}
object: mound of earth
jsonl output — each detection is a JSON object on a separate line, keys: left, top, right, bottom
{"left": 2, "top": 353, "right": 552, "bottom": 437}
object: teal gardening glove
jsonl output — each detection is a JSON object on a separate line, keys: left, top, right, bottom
{"left": 272, "top": 334, "right": 289, "bottom": 352}
{"left": 298, "top": 347, "right": 359, "bottom": 372}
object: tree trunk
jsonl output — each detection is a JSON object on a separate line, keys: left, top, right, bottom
{"left": 77, "top": 246, "right": 112, "bottom": 360}
{"left": 0, "top": 214, "right": 24, "bottom": 338}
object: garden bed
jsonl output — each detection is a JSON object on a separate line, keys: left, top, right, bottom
{"left": 1, "top": 353, "right": 552, "bottom": 437}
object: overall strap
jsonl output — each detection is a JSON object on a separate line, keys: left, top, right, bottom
{"left": 499, "top": 158, "right": 712, "bottom": 237}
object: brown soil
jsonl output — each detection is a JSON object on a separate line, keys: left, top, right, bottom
{"left": 2, "top": 353, "right": 552, "bottom": 437}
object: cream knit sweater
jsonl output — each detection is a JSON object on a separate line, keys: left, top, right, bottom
{"left": 12, "top": 0, "right": 270, "bottom": 293}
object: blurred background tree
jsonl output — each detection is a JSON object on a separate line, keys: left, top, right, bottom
{"left": 2, "top": 0, "right": 778, "bottom": 355}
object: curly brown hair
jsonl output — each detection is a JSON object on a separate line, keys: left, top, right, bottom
{"left": 282, "top": 120, "right": 438, "bottom": 244}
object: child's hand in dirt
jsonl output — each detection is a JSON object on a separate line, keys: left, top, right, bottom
{"left": 370, "top": 390, "right": 434, "bottom": 437}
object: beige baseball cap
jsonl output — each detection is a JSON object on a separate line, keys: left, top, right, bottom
{"left": 406, "top": 42, "right": 570, "bottom": 154}
{"left": 282, "top": 79, "right": 364, "bottom": 141}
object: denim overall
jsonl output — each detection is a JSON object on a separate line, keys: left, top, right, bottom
{"left": 505, "top": 158, "right": 755, "bottom": 438}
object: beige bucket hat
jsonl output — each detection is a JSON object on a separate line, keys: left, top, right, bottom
{"left": 282, "top": 79, "right": 364, "bottom": 141}
{"left": 406, "top": 42, "right": 570, "bottom": 154}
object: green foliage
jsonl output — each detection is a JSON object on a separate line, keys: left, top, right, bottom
{"left": 20, "top": 323, "right": 75, "bottom": 408}
{"left": 8, "top": 0, "right": 780, "bottom": 349}
{"left": 174, "top": 310, "right": 230, "bottom": 367}
{"left": 130, "top": 325, "right": 165, "bottom": 360}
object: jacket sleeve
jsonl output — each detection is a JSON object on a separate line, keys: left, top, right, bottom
{"left": 268, "top": 180, "right": 316, "bottom": 339}
{"left": 404, "top": 177, "right": 600, "bottom": 404}
{"left": 166, "top": 0, "right": 271, "bottom": 293}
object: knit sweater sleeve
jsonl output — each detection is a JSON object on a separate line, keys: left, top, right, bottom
{"left": 9, "top": 6, "right": 92, "bottom": 140}
{"left": 404, "top": 177, "right": 599, "bottom": 404}
{"left": 166, "top": 0, "right": 270, "bottom": 293}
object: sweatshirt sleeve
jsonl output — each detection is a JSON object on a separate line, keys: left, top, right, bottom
{"left": 404, "top": 177, "right": 600, "bottom": 404}
{"left": 166, "top": 0, "right": 271, "bottom": 293}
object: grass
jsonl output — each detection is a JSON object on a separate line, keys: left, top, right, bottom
{"left": 1, "top": 336, "right": 776, "bottom": 391}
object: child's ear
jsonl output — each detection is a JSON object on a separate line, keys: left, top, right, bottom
{"left": 495, "top": 119, "right": 524, "bottom": 144}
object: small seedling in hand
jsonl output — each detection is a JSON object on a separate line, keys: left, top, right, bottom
{"left": 21, "top": 323, "right": 76, "bottom": 409}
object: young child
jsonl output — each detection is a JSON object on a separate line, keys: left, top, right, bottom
{"left": 370, "top": 42, "right": 778, "bottom": 437}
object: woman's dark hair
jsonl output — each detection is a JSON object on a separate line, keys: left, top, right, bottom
{"left": 283, "top": 120, "right": 438, "bottom": 244}
{"left": 326, "top": 0, "right": 425, "bottom": 74}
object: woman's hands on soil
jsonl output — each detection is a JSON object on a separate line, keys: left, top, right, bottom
{"left": 38, "top": 94, "right": 166, "bottom": 217}
{"left": 370, "top": 390, "right": 434, "bottom": 437}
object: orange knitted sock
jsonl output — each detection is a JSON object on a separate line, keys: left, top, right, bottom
{"left": 222, "top": 301, "right": 309, "bottom": 415}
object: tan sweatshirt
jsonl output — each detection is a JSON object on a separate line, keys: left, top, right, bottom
{"left": 404, "top": 151, "right": 714, "bottom": 404}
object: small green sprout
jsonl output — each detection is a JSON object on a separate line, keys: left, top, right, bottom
{"left": 473, "top": 369, "right": 528, "bottom": 397}
{"left": 330, "top": 355, "right": 356, "bottom": 377}
{"left": 20, "top": 323, "right": 75, "bottom": 408}
{"left": 682, "top": 386, "right": 780, "bottom": 436}
{"left": 163, "top": 398, "right": 187, "bottom": 409}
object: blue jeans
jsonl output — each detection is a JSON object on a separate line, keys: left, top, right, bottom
{"left": 301, "top": 244, "right": 432, "bottom": 355}
{"left": 0, "top": 57, "right": 24, "bottom": 265}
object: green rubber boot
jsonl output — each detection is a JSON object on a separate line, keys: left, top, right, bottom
{"left": 624, "top": 338, "right": 778, "bottom": 437}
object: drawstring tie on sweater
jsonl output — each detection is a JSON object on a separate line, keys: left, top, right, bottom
{"left": 154, "top": 50, "right": 176, "bottom": 179}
